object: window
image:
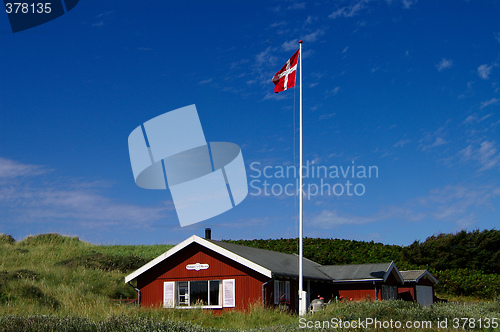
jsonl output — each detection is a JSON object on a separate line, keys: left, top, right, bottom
{"left": 274, "top": 280, "right": 290, "bottom": 305}
{"left": 177, "top": 281, "right": 189, "bottom": 306}
{"left": 164, "top": 280, "right": 232, "bottom": 308}
{"left": 381, "top": 285, "right": 398, "bottom": 300}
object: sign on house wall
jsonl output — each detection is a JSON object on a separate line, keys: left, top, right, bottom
{"left": 186, "top": 263, "right": 209, "bottom": 271}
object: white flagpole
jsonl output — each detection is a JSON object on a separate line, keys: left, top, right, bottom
{"left": 298, "top": 40, "right": 306, "bottom": 316}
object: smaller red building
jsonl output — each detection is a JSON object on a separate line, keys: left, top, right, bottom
{"left": 398, "top": 270, "right": 438, "bottom": 306}
{"left": 317, "top": 262, "right": 404, "bottom": 301}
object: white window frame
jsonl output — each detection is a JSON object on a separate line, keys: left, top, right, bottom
{"left": 163, "top": 279, "right": 233, "bottom": 309}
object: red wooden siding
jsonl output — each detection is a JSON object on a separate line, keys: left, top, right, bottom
{"left": 398, "top": 277, "right": 435, "bottom": 302}
{"left": 398, "top": 286, "right": 416, "bottom": 301}
{"left": 336, "top": 271, "right": 402, "bottom": 301}
{"left": 136, "top": 243, "right": 269, "bottom": 311}
{"left": 337, "top": 283, "right": 378, "bottom": 301}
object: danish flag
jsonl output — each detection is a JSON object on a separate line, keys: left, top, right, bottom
{"left": 272, "top": 48, "right": 299, "bottom": 93}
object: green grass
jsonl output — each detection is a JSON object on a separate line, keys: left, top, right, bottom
{"left": 1, "top": 233, "right": 500, "bottom": 331}
{"left": 0, "top": 233, "right": 172, "bottom": 318}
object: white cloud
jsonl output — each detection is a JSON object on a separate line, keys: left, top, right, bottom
{"left": 311, "top": 184, "right": 500, "bottom": 229}
{"left": 270, "top": 21, "right": 286, "bottom": 28}
{"left": 229, "top": 58, "right": 249, "bottom": 70}
{"left": 417, "top": 185, "right": 500, "bottom": 223}
{"left": 331, "top": 0, "right": 417, "bottom": 20}
{"left": 0, "top": 157, "right": 48, "bottom": 179}
{"left": 251, "top": 47, "right": 280, "bottom": 88}
{"left": 310, "top": 209, "right": 378, "bottom": 227}
{"left": 419, "top": 128, "right": 447, "bottom": 151}
{"left": 325, "top": 86, "right": 340, "bottom": 97}
{"left": 287, "top": 2, "right": 306, "bottom": 10}
{"left": 0, "top": 157, "right": 172, "bottom": 229}
{"left": 95, "top": 11, "right": 114, "bottom": 18}
{"left": 460, "top": 140, "right": 500, "bottom": 171}
{"left": 281, "top": 30, "right": 323, "bottom": 51}
{"left": 480, "top": 98, "right": 499, "bottom": 109}
{"left": 463, "top": 114, "right": 477, "bottom": 124}
{"left": 319, "top": 112, "right": 336, "bottom": 120}
{"left": 282, "top": 39, "right": 299, "bottom": 52}
{"left": 478, "top": 64, "right": 493, "bottom": 79}
{"left": 199, "top": 78, "right": 213, "bottom": 84}
{"left": 302, "top": 29, "right": 324, "bottom": 43}
{"left": 328, "top": 0, "right": 369, "bottom": 19}
{"left": 394, "top": 139, "right": 411, "bottom": 148}
{"left": 401, "top": 0, "right": 418, "bottom": 9}
{"left": 436, "top": 58, "right": 453, "bottom": 71}
{"left": 255, "top": 47, "right": 277, "bottom": 69}
{"left": 305, "top": 16, "right": 316, "bottom": 25}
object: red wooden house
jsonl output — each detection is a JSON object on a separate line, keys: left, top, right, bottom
{"left": 125, "top": 233, "right": 438, "bottom": 311}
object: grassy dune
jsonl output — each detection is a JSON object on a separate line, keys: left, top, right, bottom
{"left": 0, "top": 233, "right": 170, "bottom": 318}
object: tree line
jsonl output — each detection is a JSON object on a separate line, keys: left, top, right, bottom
{"left": 227, "top": 229, "right": 500, "bottom": 299}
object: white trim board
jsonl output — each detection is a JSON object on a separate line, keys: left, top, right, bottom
{"left": 125, "top": 235, "right": 272, "bottom": 283}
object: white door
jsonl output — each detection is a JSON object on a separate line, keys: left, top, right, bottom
{"left": 416, "top": 285, "right": 433, "bottom": 306}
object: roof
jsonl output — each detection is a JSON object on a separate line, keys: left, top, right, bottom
{"left": 400, "top": 270, "right": 438, "bottom": 284}
{"left": 125, "top": 235, "right": 331, "bottom": 283}
{"left": 207, "top": 239, "right": 331, "bottom": 280}
{"left": 317, "top": 262, "right": 404, "bottom": 284}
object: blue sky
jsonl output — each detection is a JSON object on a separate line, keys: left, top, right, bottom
{"left": 1, "top": 0, "right": 499, "bottom": 246}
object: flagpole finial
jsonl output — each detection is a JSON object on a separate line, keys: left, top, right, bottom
{"left": 299, "top": 40, "right": 303, "bottom": 43}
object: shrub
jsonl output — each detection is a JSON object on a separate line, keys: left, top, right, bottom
{"left": 435, "top": 269, "right": 500, "bottom": 299}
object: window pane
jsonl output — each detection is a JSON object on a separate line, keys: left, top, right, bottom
{"left": 278, "top": 281, "right": 285, "bottom": 303}
{"left": 210, "top": 280, "right": 220, "bottom": 306}
{"left": 190, "top": 281, "right": 208, "bottom": 306}
{"left": 177, "top": 281, "right": 189, "bottom": 306}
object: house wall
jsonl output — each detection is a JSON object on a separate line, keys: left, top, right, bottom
{"left": 136, "top": 243, "right": 269, "bottom": 311}
{"left": 335, "top": 271, "right": 403, "bottom": 302}
{"left": 398, "top": 285, "right": 416, "bottom": 301}
{"left": 398, "top": 277, "right": 435, "bottom": 303}
{"left": 336, "top": 282, "right": 378, "bottom": 301}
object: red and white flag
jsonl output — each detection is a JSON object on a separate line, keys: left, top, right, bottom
{"left": 272, "top": 48, "right": 299, "bottom": 93}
